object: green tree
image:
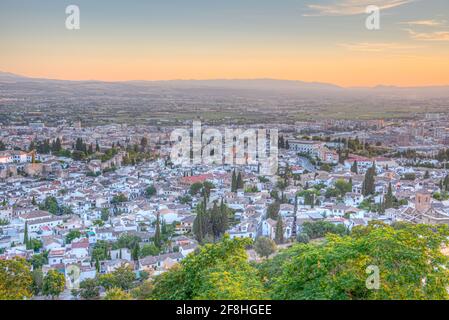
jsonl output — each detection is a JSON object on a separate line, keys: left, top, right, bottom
{"left": 151, "top": 236, "right": 267, "bottom": 300}
{"left": 92, "top": 241, "right": 110, "bottom": 262}
{"left": 195, "top": 262, "right": 268, "bottom": 300}
{"left": 193, "top": 200, "right": 207, "bottom": 243}
{"left": 100, "top": 208, "right": 110, "bottom": 221}
{"left": 39, "top": 196, "right": 60, "bottom": 215}
{"left": 104, "top": 287, "right": 133, "bottom": 300}
{"left": 301, "top": 221, "right": 347, "bottom": 239}
{"left": 154, "top": 214, "right": 162, "bottom": 248}
{"left": 335, "top": 179, "right": 352, "bottom": 197}
{"left": 23, "top": 221, "right": 29, "bottom": 249}
{"left": 266, "top": 201, "right": 280, "bottom": 220}
{"left": 202, "top": 181, "right": 215, "bottom": 199}
{"left": 362, "top": 165, "right": 376, "bottom": 196}
{"left": 97, "top": 273, "right": 115, "bottom": 290}
{"left": 351, "top": 161, "right": 358, "bottom": 174}
{"left": 189, "top": 182, "right": 203, "bottom": 196}
{"left": 114, "top": 234, "right": 141, "bottom": 251}
{"left": 193, "top": 198, "right": 232, "bottom": 243}
{"left": 131, "top": 281, "right": 153, "bottom": 300}
{"left": 31, "top": 268, "right": 44, "bottom": 295}
{"left": 78, "top": 278, "right": 100, "bottom": 300}
{"left": 443, "top": 174, "right": 449, "bottom": 192}
{"left": 231, "top": 170, "right": 237, "bottom": 192}
{"left": 145, "top": 185, "right": 157, "bottom": 198}
{"left": 385, "top": 182, "right": 395, "bottom": 209}
{"left": 42, "top": 269, "right": 65, "bottom": 299}
{"left": 30, "top": 252, "right": 48, "bottom": 269}
{"left": 111, "top": 193, "right": 127, "bottom": 204}
{"left": 276, "top": 179, "right": 288, "bottom": 201}
{"left": 210, "top": 201, "right": 221, "bottom": 240}
{"left": 139, "top": 243, "right": 160, "bottom": 258}
{"left": 28, "top": 239, "right": 43, "bottom": 252}
{"left": 219, "top": 198, "right": 229, "bottom": 236}
{"left": 0, "top": 258, "right": 33, "bottom": 300}
{"left": 65, "top": 230, "right": 82, "bottom": 244}
{"left": 236, "top": 172, "right": 244, "bottom": 189}
{"left": 254, "top": 237, "right": 276, "bottom": 259}
{"left": 274, "top": 216, "right": 284, "bottom": 245}
{"left": 131, "top": 245, "right": 140, "bottom": 261}
{"left": 110, "top": 265, "right": 135, "bottom": 290}
{"left": 296, "top": 232, "right": 310, "bottom": 244}
{"left": 140, "top": 137, "right": 148, "bottom": 149}
{"left": 272, "top": 222, "right": 449, "bottom": 300}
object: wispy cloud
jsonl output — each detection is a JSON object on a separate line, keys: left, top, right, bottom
{"left": 405, "top": 29, "right": 449, "bottom": 41}
{"left": 400, "top": 19, "right": 446, "bottom": 27}
{"left": 339, "top": 42, "right": 422, "bottom": 52}
{"left": 304, "top": 0, "right": 414, "bottom": 17}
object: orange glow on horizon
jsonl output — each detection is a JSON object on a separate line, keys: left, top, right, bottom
{"left": 4, "top": 55, "right": 449, "bottom": 88}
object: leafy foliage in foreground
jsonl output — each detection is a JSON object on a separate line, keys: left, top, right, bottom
{"left": 151, "top": 222, "right": 449, "bottom": 300}
{"left": 2, "top": 222, "right": 449, "bottom": 300}
{"left": 150, "top": 236, "right": 267, "bottom": 300}
{"left": 268, "top": 222, "right": 449, "bottom": 300}
{"left": 0, "top": 258, "right": 33, "bottom": 300}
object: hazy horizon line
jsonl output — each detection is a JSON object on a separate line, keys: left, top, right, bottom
{"left": 2, "top": 70, "right": 449, "bottom": 89}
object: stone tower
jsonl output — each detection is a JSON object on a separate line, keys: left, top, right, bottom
{"left": 415, "top": 190, "right": 431, "bottom": 212}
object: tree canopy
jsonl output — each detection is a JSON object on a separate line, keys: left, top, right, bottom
{"left": 270, "top": 222, "right": 449, "bottom": 300}
{"left": 150, "top": 236, "right": 267, "bottom": 300}
{"left": 0, "top": 258, "right": 33, "bottom": 300}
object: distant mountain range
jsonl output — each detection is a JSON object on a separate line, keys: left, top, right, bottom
{"left": 1, "top": 71, "right": 449, "bottom": 97}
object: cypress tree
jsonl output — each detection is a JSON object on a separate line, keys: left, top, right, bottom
{"left": 236, "top": 172, "right": 243, "bottom": 190}
{"left": 95, "top": 257, "right": 100, "bottom": 272}
{"left": 219, "top": 198, "right": 228, "bottom": 236}
{"left": 210, "top": 201, "right": 221, "bottom": 240}
{"left": 132, "top": 244, "right": 140, "bottom": 261}
{"left": 444, "top": 175, "right": 449, "bottom": 192}
{"left": 362, "top": 165, "right": 375, "bottom": 196}
{"left": 275, "top": 216, "right": 284, "bottom": 244}
{"left": 154, "top": 214, "right": 161, "bottom": 248}
{"left": 24, "top": 221, "right": 29, "bottom": 249}
{"left": 231, "top": 170, "right": 237, "bottom": 192}
{"left": 385, "top": 182, "right": 394, "bottom": 209}
{"left": 193, "top": 202, "right": 205, "bottom": 242}
{"left": 291, "top": 195, "right": 298, "bottom": 239}
{"left": 278, "top": 136, "right": 285, "bottom": 149}
{"left": 55, "top": 138, "right": 62, "bottom": 152}
{"left": 311, "top": 193, "right": 315, "bottom": 209}
{"left": 351, "top": 161, "right": 358, "bottom": 174}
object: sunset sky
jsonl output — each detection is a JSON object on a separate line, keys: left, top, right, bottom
{"left": 1, "top": 0, "right": 449, "bottom": 87}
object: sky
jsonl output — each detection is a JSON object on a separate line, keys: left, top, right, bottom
{"left": 0, "top": 0, "right": 449, "bottom": 87}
